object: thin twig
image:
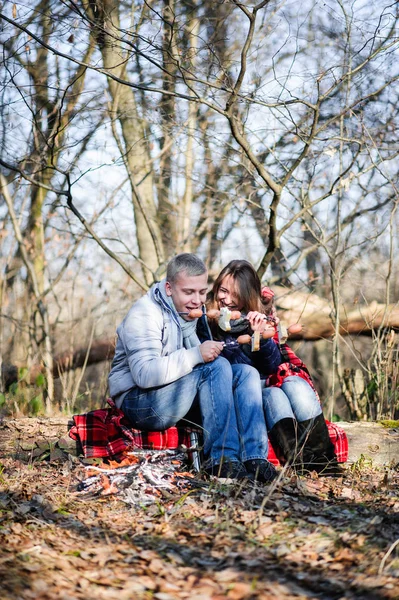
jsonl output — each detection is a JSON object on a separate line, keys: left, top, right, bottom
{"left": 378, "top": 538, "right": 399, "bottom": 576}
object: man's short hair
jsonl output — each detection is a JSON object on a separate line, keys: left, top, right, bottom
{"left": 166, "top": 253, "right": 207, "bottom": 283}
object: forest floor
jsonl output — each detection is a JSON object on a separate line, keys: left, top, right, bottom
{"left": 0, "top": 417, "right": 398, "bottom": 600}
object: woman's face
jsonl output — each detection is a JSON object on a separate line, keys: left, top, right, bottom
{"left": 216, "top": 275, "right": 243, "bottom": 312}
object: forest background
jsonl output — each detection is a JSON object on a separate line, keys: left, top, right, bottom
{"left": 1, "top": 0, "right": 398, "bottom": 423}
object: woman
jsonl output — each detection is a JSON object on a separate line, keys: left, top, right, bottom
{"left": 198, "top": 259, "right": 340, "bottom": 475}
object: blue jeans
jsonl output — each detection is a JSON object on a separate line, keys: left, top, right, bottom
{"left": 262, "top": 376, "right": 322, "bottom": 429}
{"left": 231, "top": 364, "right": 269, "bottom": 462}
{"left": 121, "top": 358, "right": 269, "bottom": 467}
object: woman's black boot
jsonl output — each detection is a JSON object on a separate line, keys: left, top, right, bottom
{"left": 297, "top": 414, "right": 342, "bottom": 476}
{"left": 268, "top": 417, "right": 300, "bottom": 466}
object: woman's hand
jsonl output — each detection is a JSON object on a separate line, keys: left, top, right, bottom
{"left": 246, "top": 311, "right": 272, "bottom": 333}
{"left": 199, "top": 340, "right": 225, "bottom": 363}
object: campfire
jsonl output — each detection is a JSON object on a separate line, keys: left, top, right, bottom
{"left": 75, "top": 450, "right": 207, "bottom": 506}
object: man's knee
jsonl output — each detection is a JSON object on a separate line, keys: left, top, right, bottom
{"left": 232, "top": 363, "right": 260, "bottom": 386}
{"left": 204, "top": 355, "right": 232, "bottom": 377}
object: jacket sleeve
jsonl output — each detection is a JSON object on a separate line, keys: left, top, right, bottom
{"left": 222, "top": 342, "right": 253, "bottom": 366}
{"left": 120, "top": 300, "right": 203, "bottom": 389}
{"left": 251, "top": 337, "right": 282, "bottom": 375}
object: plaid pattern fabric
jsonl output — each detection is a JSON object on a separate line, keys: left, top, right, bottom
{"left": 325, "top": 420, "right": 349, "bottom": 463}
{"left": 266, "top": 343, "right": 321, "bottom": 401}
{"left": 69, "top": 395, "right": 348, "bottom": 465}
{"left": 266, "top": 443, "right": 280, "bottom": 466}
{"left": 69, "top": 399, "right": 195, "bottom": 459}
{"left": 69, "top": 398, "right": 283, "bottom": 464}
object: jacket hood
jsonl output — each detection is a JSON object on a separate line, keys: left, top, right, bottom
{"left": 151, "top": 280, "right": 180, "bottom": 325}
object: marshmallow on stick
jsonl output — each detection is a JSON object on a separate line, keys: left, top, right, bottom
{"left": 205, "top": 307, "right": 242, "bottom": 331}
{"left": 218, "top": 307, "right": 233, "bottom": 331}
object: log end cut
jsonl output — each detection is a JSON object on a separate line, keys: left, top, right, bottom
{"left": 337, "top": 421, "right": 399, "bottom": 467}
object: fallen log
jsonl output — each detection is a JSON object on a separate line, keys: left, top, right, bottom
{"left": 274, "top": 287, "right": 399, "bottom": 340}
{"left": 53, "top": 339, "right": 115, "bottom": 373}
{"left": 1, "top": 339, "right": 115, "bottom": 388}
{"left": 337, "top": 421, "right": 399, "bottom": 467}
{"left": 0, "top": 417, "right": 397, "bottom": 467}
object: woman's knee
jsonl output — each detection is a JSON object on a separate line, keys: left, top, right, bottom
{"left": 281, "top": 376, "right": 322, "bottom": 420}
{"left": 281, "top": 376, "right": 313, "bottom": 394}
{"left": 262, "top": 386, "right": 294, "bottom": 423}
{"left": 262, "top": 385, "right": 287, "bottom": 405}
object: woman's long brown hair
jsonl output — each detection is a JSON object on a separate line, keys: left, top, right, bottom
{"left": 207, "top": 260, "right": 273, "bottom": 315}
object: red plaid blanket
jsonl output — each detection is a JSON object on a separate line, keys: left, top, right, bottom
{"left": 326, "top": 420, "right": 348, "bottom": 463}
{"left": 68, "top": 399, "right": 348, "bottom": 464}
{"left": 266, "top": 343, "right": 321, "bottom": 400}
{"left": 68, "top": 399, "right": 199, "bottom": 459}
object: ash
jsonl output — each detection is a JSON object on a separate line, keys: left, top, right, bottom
{"left": 75, "top": 449, "right": 205, "bottom": 507}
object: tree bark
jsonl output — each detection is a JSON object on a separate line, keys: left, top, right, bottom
{"left": 84, "top": 0, "right": 165, "bottom": 284}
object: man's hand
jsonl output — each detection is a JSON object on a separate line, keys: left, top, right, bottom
{"left": 199, "top": 340, "right": 225, "bottom": 363}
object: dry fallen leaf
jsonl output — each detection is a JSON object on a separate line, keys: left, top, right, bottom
{"left": 1, "top": 418, "right": 399, "bottom": 600}
{"left": 227, "top": 581, "right": 254, "bottom": 599}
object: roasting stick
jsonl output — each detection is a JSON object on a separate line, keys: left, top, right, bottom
{"left": 178, "top": 307, "right": 241, "bottom": 324}
{"left": 178, "top": 309, "right": 203, "bottom": 317}
{"left": 178, "top": 308, "right": 275, "bottom": 350}
{"left": 178, "top": 308, "right": 302, "bottom": 350}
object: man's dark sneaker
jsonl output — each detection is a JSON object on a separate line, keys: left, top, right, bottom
{"left": 205, "top": 460, "right": 248, "bottom": 481}
{"left": 244, "top": 459, "right": 278, "bottom": 483}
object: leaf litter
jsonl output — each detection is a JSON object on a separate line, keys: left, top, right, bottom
{"left": 0, "top": 418, "right": 399, "bottom": 600}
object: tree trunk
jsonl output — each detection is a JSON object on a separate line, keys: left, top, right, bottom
{"left": 157, "top": 0, "right": 179, "bottom": 256}
{"left": 179, "top": 17, "right": 199, "bottom": 252}
{"left": 85, "top": 0, "right": 165, "bottom": 284}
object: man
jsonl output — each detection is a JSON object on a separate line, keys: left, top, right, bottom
{"left": 108, "top": 253, "right": 276, "bottom": 481}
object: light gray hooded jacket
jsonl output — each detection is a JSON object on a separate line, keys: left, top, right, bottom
{"left": 108, "top": 280, "right": 204, "bottom": 407}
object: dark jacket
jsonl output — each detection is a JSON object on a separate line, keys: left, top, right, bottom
{"left": 197, "top": 314, "right": 282, "bottom": 377}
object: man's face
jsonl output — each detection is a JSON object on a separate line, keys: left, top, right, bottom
{"left": 165, "top": 271, "right": 208, "bottom": 320}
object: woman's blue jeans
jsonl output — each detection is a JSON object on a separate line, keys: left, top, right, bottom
{"left": 262, "top": 375, "right": 322, "bottom": 429}
{"left": 121, "top": 357, "right": 269, "bottom": 467}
